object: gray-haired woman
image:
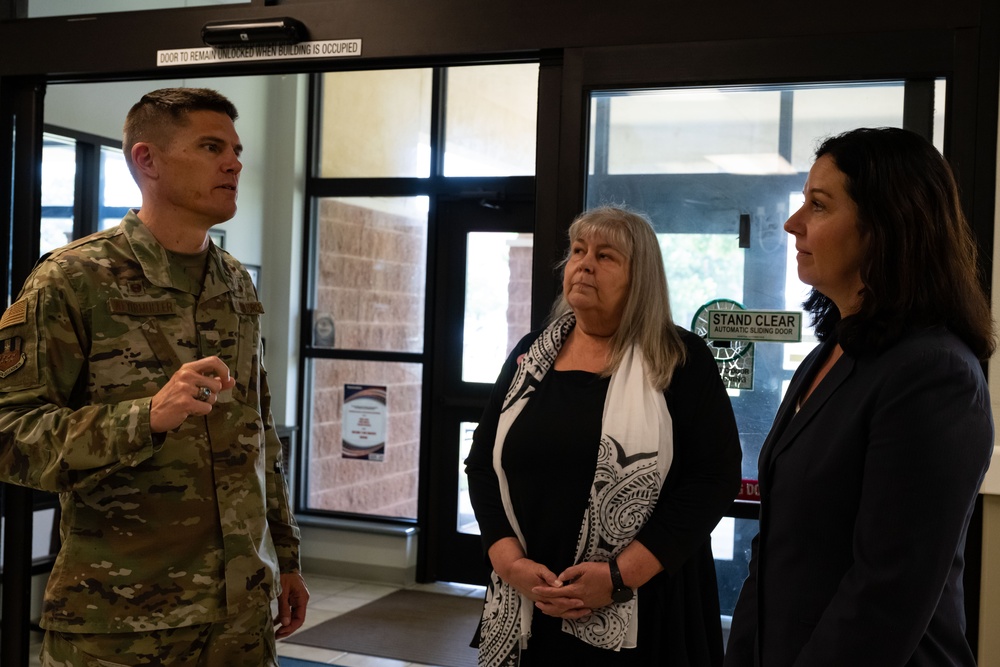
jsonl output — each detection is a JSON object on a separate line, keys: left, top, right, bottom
{"left": 467, "top": 206, "right": 742, "bottom": 666}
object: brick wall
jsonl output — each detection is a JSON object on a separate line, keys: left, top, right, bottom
{"left": 307, "top": 203, "right": 533, "bottom": 519}
{"left": 308, "top": 199, "right": 426, "bottom": 518}
{"left": 506, "top": 236, "right": 533, "bottom": 354}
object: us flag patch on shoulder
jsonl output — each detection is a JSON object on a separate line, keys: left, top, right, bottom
{"left": 0, "top": 299, "right": 27, "bottom": 330}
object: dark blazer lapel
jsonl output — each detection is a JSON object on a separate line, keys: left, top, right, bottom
{"left": 760, "top": 340, "right": 856, "bottom": 478}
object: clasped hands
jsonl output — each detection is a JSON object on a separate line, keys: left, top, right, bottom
{"left": 506, "top": 557, "right": 614, "bottom": 620}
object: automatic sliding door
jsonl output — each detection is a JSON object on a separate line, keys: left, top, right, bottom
{"left": 584, "top": 80, "right": 944, "bottom": 615}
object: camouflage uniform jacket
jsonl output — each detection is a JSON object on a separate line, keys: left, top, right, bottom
{"left": 0, "top": 211, "right": 301, "bottom": 633}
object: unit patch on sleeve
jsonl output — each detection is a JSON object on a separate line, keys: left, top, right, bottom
{"left": 0, "top": 337, "right": 26, "bottom": 378}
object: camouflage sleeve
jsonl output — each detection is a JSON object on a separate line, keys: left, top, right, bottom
{"left": 260, "top": 365, "right": 302, "bottom": 573}
{"left": 0, "top": 261, "right": 157, "bottom": 493}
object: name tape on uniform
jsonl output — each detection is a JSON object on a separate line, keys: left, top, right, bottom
{"left": 157, "top": 39, "right": 362, "bottom": 67}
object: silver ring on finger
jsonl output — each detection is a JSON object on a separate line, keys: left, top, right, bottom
{"left": 196, "top": 386, "right": 212, "bottom": 402}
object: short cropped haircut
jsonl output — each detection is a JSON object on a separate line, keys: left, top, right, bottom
{"left": 122, "top": 87, "right": 239, "bottom": 179}
{"left": 550, "top": 206, "right": 687, "bottom": 390}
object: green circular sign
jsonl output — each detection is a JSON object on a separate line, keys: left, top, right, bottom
{"left": 691, "top": 298, "right": 753, "bottom": 362}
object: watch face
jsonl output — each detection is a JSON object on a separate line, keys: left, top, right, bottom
{"left": 612, "top": 587, "right": 634, "bottom": 603}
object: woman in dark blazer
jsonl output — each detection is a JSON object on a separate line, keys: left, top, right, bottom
{"left": 725, "top": 127, "right": 995, "bottom": 667}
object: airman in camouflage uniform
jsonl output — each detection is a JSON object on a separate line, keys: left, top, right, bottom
{"left": 0, "top": 88, "right": 307, "bottom": 666}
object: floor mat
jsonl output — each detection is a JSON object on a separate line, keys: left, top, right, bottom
{"left": 283, "top": 589, "right": 482, "bottom": 667}
{"left": 279, "top": 658, "right": 339, "bottom": 667}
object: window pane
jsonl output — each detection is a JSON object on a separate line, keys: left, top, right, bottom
{"left": 41, "top": 135, "right": 76, "bottom": 207}
{"left": 589, "top": 82, "right": 924, "bottom": 177}
{"left": 101, "top": 145, "right": 141, "bottom": 229}
{"left": 789, "top": 84, "right": 905, "bottom": 170}
{"left": 933, "top": 79, "right": 947, "bottom": 151}
{"left": 101, "top": 147, "right": 140, "bottom": 206}
{"left": 319, "top": 70, "right": 432, "bottom": 178}
{"left": 585, "top": 81, "right": 938, "bottom": 622}
{"left": 40, "top": 134, "right": 76, "bottom": 256}
{"left": 659, "top": 233, "right": 744, "bottom": 331}
{"left": 587, "top": 81, "right": 923, "bottom": 484}
{"left": 444, "top": 64, "right": 539, "bottom": 176}
{"left": 463, "top": 232, "right": 533, "bottom": 383}
{"left": 592, "top": 89, "right": 788, "bottom": 175}
{"left": 306, "top": 359, "right": 422, "bottom": 520}
{"left": 716, "top": 517, "right": 757, "bottom": 616}
{"left": 783, "top": 192, "right": 818, "bottom": 375}
{"left": 40, "top": 218, "right": 73, "bottom": 256}
{"left": 458, "top": 421, "right": 478, "bottom": 534}
{"left": 313, "top": 197, "right": 428, "bottom": 353}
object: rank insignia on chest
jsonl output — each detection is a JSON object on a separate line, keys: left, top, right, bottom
{"left": 0, "top": 337, "right": 26, "bottom": 378}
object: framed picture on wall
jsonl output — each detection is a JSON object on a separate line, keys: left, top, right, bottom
{"left": 208, "top": 229, "right": 225, "bottom": 249}
{"left": 245, "top": 264, "right": 261, "bottom": 295}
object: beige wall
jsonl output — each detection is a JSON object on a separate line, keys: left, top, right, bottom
{"left": 980, "top": 64, "right": 1000, "bottom": 666}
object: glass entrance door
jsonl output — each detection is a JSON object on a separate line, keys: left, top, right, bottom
{"left": 423, "top": 195, "right": 534, "bottom": 585}
{"left": 583, "top": 81, "right": 944, "bottom": 616}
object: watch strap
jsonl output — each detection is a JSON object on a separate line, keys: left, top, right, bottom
{"left": 609, "top": 557, "right": 634, "bottom": 603}
{"left": 609, "top": 557, "right": 626, "bottom": 591}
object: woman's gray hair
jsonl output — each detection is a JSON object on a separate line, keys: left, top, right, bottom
{"left": 550, "top": 206, "right": 686, "bottom": 389}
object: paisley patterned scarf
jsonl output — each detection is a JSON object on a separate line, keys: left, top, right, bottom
{"left": 477, "top": 312, "right": 674, "bottom": 667}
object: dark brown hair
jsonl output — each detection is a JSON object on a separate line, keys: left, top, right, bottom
{"left": 122, "top": 87, "right": 239, "bottom": 177}
{"left": 805, "top": 127, "right": 995, "bottom": 359}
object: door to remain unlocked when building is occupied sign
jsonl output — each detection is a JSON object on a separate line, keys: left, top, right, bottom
{"left": 156, "top": 39, "right": 362, "bottom": 67}
{"left": 342, "top": 384, "right": 387, "bottom": 461}
{"left": 692, "top": 299, "right": 803, "bottom": 390}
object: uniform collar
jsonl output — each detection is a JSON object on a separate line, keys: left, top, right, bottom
{"left": 120, "top": 210, "right": 239, "bottom": 300}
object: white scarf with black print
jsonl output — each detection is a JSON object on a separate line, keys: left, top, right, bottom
{"left": 477, "top": 312, "right": 674, "bottom": 667}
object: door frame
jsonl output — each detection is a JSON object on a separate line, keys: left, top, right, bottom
{"left": 542, "top": 28, "right": 993, "bottom": 645}
{"left": 544, "top": 31, "right": 995, "bottom": 273}
{"left": 419, "top": 192, "right": 535, "bottom": 585}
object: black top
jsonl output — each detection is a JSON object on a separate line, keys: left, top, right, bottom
{"left": 503, "top": 368, "right": 608, "bottom": 575}
{"left": 467, "top": 327, "right": 742, "bottom": 666}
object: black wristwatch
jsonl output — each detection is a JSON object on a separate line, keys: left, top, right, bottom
{"left": 608, "top": 557, "right": 634, "bottom": 603}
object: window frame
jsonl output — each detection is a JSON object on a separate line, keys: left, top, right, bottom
{"left": 41, "top": 124, "right": 136, "bottom": 248}
{"left": 296, "top": 64, "right": 537, "bottom": 527}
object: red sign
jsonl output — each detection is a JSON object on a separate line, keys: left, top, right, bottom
{"left": 737, "top": 479, "right": 760, "bottom": 501}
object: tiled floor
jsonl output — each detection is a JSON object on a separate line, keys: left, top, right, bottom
{"left": 26, "top": 574, "right": 486, "bottom": 667}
